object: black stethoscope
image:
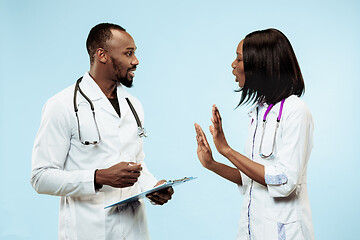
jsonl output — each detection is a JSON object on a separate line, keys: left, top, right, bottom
{"left": 73, "top": 77, "right": 147, "bottom": 145}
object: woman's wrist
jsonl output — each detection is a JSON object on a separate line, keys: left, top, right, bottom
{"left": 219, "top": 145, "right": 232, "bottom": 157}
{"left": 204, "top": 159, "right": 218, "bottom": 171}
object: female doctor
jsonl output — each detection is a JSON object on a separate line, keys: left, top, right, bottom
{"left": 195, "top": 28, "right": 314, "bottom": 240}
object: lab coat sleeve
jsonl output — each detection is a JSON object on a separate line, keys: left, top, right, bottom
{"left": 31, "top": 97, "right": 96, "bottom": 197}
{"left": 136, "top": 140, "right": 158, "bottom": 191}
{"left": 264, "top": 102, "right": 313, "bottom": 197}
{"left": 138, "top": 160, "right": 158, "bottom": 192}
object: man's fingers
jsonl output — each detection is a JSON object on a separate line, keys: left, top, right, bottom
{"left": 167, "top": 186, "right": 174, "bottom": 195}
{"left": 127, "top": 163, "right": 142, "bottom": 172}
{"left": 150, "top": 190, "right": 172, "bottom": 200}
{"left": 147, "top": 193, "right": 169, "bottom": 205}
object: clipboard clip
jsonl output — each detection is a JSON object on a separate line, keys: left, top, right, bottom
{"left": 169, "top": 177, "right": 191, "bottom": 183}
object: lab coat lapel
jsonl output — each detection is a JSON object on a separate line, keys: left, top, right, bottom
{"left": 79, "top": 72, "right": 120, "bottom": 118}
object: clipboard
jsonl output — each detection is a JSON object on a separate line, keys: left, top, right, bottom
{"left": 104, "top": 176, "right": 197, "bottom": 209}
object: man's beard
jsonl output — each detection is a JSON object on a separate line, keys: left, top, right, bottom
{"left": 111, "top": 58, "right": 133, "bottom": 88}
{"left": 116, "top": 75, "right": 133, "bottom": 88}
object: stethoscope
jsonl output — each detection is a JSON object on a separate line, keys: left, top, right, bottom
{"left": 73, "top": 77, "right": 147, "bottom": 145}
{"left": 258, "top": 99, "right": 285, "bottom": 159}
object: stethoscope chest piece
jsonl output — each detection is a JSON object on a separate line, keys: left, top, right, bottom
{"left": 138, "top": 127, "right": 147, "bottom": 138}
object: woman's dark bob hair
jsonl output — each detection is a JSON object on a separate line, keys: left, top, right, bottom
{"left": 237, "top": 28, "right": 304, "bottom": 106}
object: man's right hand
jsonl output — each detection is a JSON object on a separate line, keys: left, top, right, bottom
{"left": 95, "top": 162, "right": 142, "bottom": 188}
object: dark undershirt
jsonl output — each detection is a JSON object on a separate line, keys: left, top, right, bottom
{"left": 108, "top": 97, "right": 121, "bottom": 118}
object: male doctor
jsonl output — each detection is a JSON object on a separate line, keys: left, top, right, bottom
{"left": 31, "top": 23, "right": 173, "bottom": 240}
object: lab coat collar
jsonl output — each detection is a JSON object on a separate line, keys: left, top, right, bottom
{"left": 248, "top": 105, "right": 257, "bottom": 119}
{"left": 78, "top": 72, "right": 104, "bottom": 101}
{"left": 78, "top": 72, "right": 131, "bottom": 118}
{"left": 248, "top": 101, "right": 281, "bottom": 118}
{"left": 116, "top": 82, "right": 131, "bottom": 99}
{"left": 247, "top": 100, "right": 285, "bottom": 119}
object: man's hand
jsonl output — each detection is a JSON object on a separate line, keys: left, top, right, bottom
{"left": 95, "top": 162, "right": 142, "bottom": 188}
{"left": 146, "top": 180, "right": 174, "bottom": 205}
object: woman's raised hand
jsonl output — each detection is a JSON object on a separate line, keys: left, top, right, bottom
{"left": 209, "top": 105, "right": 230, "bottom": 155}
{"left": 195, "top": 123, "right": 216, "bottom": 169}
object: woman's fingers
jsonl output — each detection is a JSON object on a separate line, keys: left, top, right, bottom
{"left": 212, "top": 105, "right": 222, "bottom": 131}
{"left": 195, "top": 123, "right": 211, "bottom": 150}
{"left": 212, "top": 105, "right": 218, "bottom": 124}
{"left": 199, "top": 126, "right": 211, "bottom": 149}
{"left": 213, "top": 105, "right": 222, "bottom": 122}
{"left": 195, "top": 124, "right": 204, "bottom": 145}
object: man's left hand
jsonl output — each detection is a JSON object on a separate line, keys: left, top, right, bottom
{"left": 146, "top": 180, "right": 174, "bottom": 205}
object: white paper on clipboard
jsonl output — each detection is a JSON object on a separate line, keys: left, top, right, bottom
{"left": 104, "top": 176, "right": 197, "bottom": 209}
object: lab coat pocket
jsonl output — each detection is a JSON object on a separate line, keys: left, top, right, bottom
{"left": 264, "top": 208, "right": 304, "bottom": 240}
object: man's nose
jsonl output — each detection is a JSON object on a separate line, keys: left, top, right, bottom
{"left": 132, "top": 56, "right": 139, "bottom": 66}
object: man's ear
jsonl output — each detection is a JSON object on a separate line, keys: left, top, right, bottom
{"left": 95, "top": 48, "right": 107, "bottom": 64}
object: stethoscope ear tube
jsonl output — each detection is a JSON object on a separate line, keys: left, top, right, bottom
{"left": 259, "top": 99, "right": 285, "bottom": 159}
{"left": 73, "top": 77, "right": 82, "bottom": 113}
{"left": 73, "top": 77, "right": 101, "bottom": 145}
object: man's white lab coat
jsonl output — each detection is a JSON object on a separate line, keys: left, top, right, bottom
{"left": 31, "top": 72, "right": 157, "bottom": 240}
{"left": 237, "top": 95, "right": 315, "bottom": 240}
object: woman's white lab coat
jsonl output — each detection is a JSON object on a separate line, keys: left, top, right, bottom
{"left": 237, "top": 95, "right": 314, "bottom": 240}
{"left": 31, "top": 73, "right": 158, "bottom": 240}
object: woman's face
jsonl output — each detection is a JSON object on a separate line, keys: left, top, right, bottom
{"left": 231, "top": 40, "right": 245, "bottom": 87}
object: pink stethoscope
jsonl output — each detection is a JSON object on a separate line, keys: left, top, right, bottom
{"left": 259, "top": 99, "right": 285, "bottom": 159}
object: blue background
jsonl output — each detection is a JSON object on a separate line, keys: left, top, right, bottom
{"left": 1, "top": 0, "right": 359, "bottom": 239}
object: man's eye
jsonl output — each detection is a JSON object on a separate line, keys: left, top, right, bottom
{"left": 126, "top": 51, "right": 133, "bottom": 56}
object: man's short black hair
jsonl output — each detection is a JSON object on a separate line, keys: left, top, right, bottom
{"left": 237, "top": 28, "right": 305, "bottom": 106}
{"left": 86, "top": 23, "right": 126, "bottom": 64}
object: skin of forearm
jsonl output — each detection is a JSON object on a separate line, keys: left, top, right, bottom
{"left": 222, "top": 147, "right": 266, "bottom": 186}
{"left": 206, "top": 160, "right": 242, "bottom": 185}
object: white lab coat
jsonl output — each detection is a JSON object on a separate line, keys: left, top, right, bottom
{"left": 31, "top": 72, "right": 158, "bottom": 240}
{"left": 237, "top": 95, "right": 314, "bottom": 240}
